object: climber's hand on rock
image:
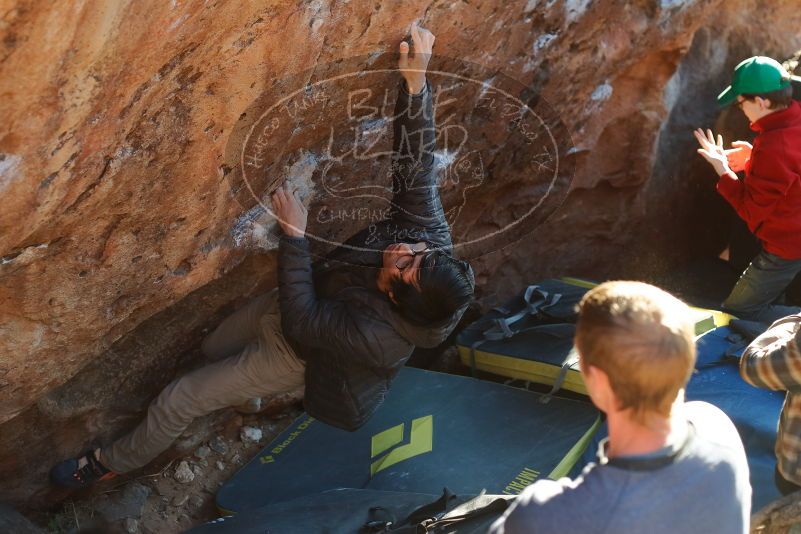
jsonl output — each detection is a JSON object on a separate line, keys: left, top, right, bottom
{"left": 694, "top": 128, "right": 731, "bottom": 176}
{"left": 271, "top": 183, "right": 307, "bottom": 238}
{"left": 399, "top": 22, "right": 434, "bottom": 95}
{"left": 724, "top": 141, "right": 752, "bottom": 173}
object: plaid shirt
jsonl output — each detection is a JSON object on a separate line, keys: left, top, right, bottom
{"left": 740, "top": 314, "right": 801, "bottom": 484}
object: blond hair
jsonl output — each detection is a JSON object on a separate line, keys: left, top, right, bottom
{"left": 575, "top": 281, "right": 696, "bottom": 422}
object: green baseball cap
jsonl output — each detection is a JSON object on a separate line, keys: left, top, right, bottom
{"left": 717, "top": 56, "right": 801, "bottom": 106}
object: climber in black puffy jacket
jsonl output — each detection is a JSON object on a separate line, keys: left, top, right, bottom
{"left": 49, "top": 22, "right": 474, "bottom": 490}
{"left": 273, "top": 22, "right": 475, "bottom": 430}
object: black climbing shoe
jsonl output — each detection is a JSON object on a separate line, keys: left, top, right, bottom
{"left": 49, "top": 449, "right": 116, "bottom": 489}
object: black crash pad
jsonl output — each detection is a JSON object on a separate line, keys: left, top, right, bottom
{"left": 456, "top": 278, "right": 729, "bottom": 394}
{"left": 216, "top": 367, "right": 600, "bottom": 513}
{"left": 194, "top": 489, "right": 512, "bottom": 534}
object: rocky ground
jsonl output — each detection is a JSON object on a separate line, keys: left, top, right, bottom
{"left": 7, "top": 346, "right": 801, "bottom": 533}
{"left": 22, "top": 349, "right": 466, "bottom": 534}
{"left": 33, "top": 401, "right": 302, "bottom": 534}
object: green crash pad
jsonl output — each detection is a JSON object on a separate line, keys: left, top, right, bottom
{"left": 216, "top": 367, "right": 601, "bottom": 514}
{"left": 457, "top": 278, "right": 731, "bottom": 394}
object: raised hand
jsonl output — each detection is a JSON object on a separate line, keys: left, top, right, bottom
{"left": 398, "top": 22, "right": 435, "bottom": 95}
{"left": 725, "top": 141, "right": 753, "bottom": 173}
{"left": 694, "top": 128, "right": 731, "bottom": 177}
{"left": 270, "top": 182, "right": 308, "bottom": 238}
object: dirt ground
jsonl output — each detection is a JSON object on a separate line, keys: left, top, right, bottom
{"left": 24, "top": 348, "right": 465, "bottom": 534}
{"left": 33, "top": 402, "right": 303, "bottom": 534}
{"left": 23, "top": 347, "right": 801, "bottom": 534}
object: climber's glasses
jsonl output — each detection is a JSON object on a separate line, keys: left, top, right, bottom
{"left": 395, "top": 242, "right": 431, "bottom": 271}
{"left": 736, "top": 96, "right": 754, "bottom": 110}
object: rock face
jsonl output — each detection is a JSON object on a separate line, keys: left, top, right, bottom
{"left": 0, "top": 503, "right": 44, "bottom": 534}
{"left": 1, "top": 0, "right": 801, "bottom": 508}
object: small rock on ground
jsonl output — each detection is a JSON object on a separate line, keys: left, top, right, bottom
{"left": 240, "top": 426, "right": 263, "bottom": 443}
{"left": 174, "top": 461, "right": 195, "bottom": 484}
{"left": 209, "top": 435, "right": 229, "bottom": 455}
{"left": 95, "top": 482, "right": 151, "bottom": 522}
{"left": 195, "top": 445, "right": 211, "bottom": 459}
{"left": 124, "top": 517, "right": 139, "bottom": 534}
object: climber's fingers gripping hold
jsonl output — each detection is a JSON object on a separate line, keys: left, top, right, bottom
{"left": 399, "top": 22, "right": 435, "bottom": 94}
{"left": 270, "top": 182, "right": 307, "bottom": 238}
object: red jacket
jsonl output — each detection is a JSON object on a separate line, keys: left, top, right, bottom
{"left": 717, "top": 100, "right": 801, "bottom": 260}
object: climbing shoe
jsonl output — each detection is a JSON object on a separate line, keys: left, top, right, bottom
{"left": 49, "top": 449, "right": 116, "bottom": 489}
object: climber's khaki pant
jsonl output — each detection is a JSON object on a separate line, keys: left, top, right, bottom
{"left": 102, "top": 289, "right": 305, "bottom": 473}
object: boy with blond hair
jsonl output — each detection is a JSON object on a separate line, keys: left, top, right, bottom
{"left": 490, "top": 281, "right": 751, "bottom": 534}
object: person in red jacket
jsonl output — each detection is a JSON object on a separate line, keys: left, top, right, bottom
{"left": 695, "top": 56, "right": 801, "bottom": 323}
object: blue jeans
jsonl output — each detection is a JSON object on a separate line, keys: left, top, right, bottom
{"left": 722, "top": 250, "right": 801, "bottom": 324}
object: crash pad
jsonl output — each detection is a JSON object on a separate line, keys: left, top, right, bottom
{"left": 194, "top": 489, "right": 512, "bottom": 533}
{"left": 216, "top": 366, "right": 600, "bottom": 514}
{"left": 456, "top": 278, "right": 732, "bottom": 395}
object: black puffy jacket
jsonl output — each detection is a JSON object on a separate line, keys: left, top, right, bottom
{"left": 278, "top": 77, "right": 474, "bottom": 431}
